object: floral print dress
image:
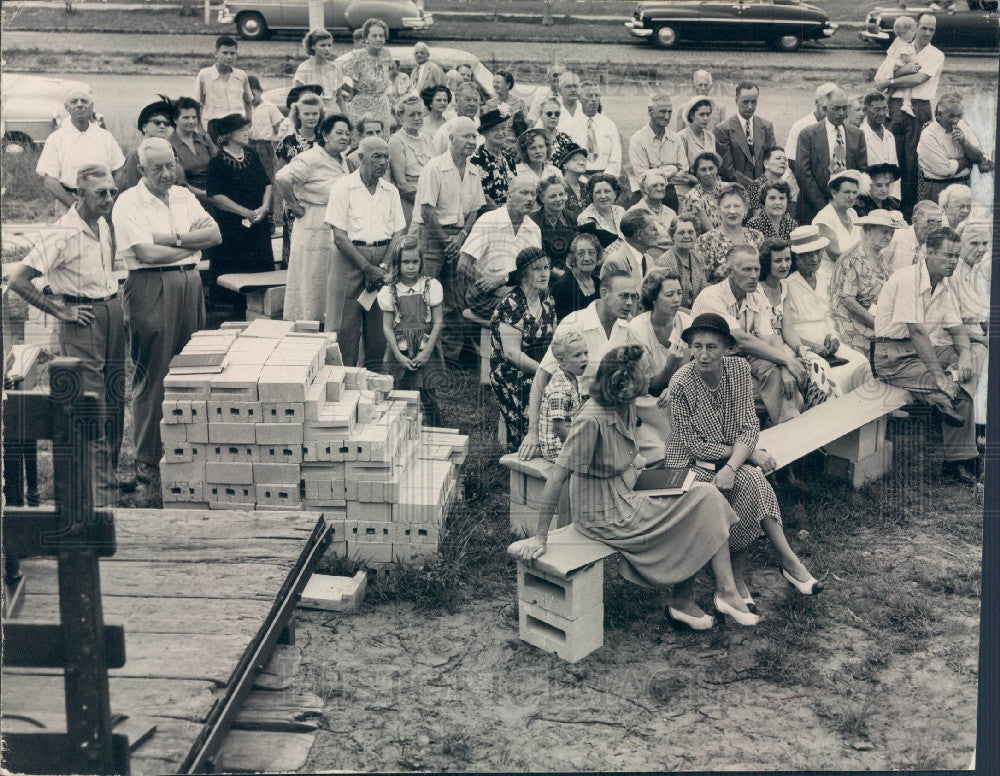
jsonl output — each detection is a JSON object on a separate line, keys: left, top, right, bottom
{"left": 276, "top": 131, "right": 316, "bottom": 265}
{"left": 694, "top": 226, "right": 764, "bottom": 283}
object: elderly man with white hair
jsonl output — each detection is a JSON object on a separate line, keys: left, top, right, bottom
{"left": 430, "top": 81, "right": 482, "bottom": 155}
{"left": 675, "top": 69, "right": 726, "bottom": 133}
{"left": 112, "top": 137, "right": 221, "bottom": 495}
{"left": 35, "top": 89, "right": 125, "bottom": 208}
{"left": 784, "top": 82, "right": 838, "bottom": 170}
{"left": 938, "top": 183, "right": 974, "bottom": 229}
{"left": 414, "top": 115, "right": 487, "bottom": 359}
{"left": 410, "top": 41, "right": 445, "bottom": 93}
{"left": 951, "top": 218, "right": 990, "bottom": 434}
{"left": 917, "top": 93, "right": 992, "bottom": 205}
{"left": 627, "top": 93, "right": 690, "bottom": 209}
{"left": 554, "top": 71, "right": 588, "bottom": 148}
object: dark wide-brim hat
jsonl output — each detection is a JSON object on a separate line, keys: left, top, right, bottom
{"left": 681, "top": 312, "right": 736, "bottom": 348}
{"left": 137, "top": 95, "right": 175, "bottom": 131}
{"left": 285, "top": 83, "right": 324, "bottom": 110}
{"left": 865, "top": 162, "right": 902, "bottom": 181}
{"left": 554, "top": 141, "right": 588, "bottom": 171}
{"left": 576, "top": 220, "right": 619, "bottom": 249}
{"left": 478, "top": 107, "right": 511, "bottom": 134}
{"left": 207, "top": 113, "right": 250, "bottom": 144}
{"left": 505, "top": 246, "right": 549, "bottom": 287}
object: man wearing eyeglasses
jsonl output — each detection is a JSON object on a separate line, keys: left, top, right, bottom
{"left": 7, "top": 164, "right": 132, "bottom": 506}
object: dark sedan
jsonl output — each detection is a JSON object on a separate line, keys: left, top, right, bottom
{"left": 860, "top": 1, "right": 999, "bottom": 50}
{"left": 625, "top": 0, "right": 837, "bottom": 51}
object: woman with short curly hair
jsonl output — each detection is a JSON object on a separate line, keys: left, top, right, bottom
{"left": 511, "top": 343, "right": 761, "bottom": 631}
{"left": 340, "top": 18, "right": 393, "bottom": 129}
{"left": 692, "top": 182, "right": 764, "bottom": 283}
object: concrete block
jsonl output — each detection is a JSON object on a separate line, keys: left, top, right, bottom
{"left": 186, "top": 422, "right": 209, "bottom": 443}
{"left": 159, "top": 460, "right": 206, "bottom": 483}
{"left": 299, "top": 571, "right": 367, "bottom": 612}
{"left": 393, "top": 543, "right": 438, "bottom": 565}
{"left": 209, "top": 444, "right": 260, "bottom": 462}
{"left": 518, "top": 599, "right": 604, "bottom": 664}
{"left": 163, "top": 443, "right": 207, "bottom": 464}
{"left": 160, "top": 421, "right": 188, "bottom": 444}
{"left": 258, "top": 444, "right": 304, "bottom": 464}
{"left": 293, "top": 321, "right": 321, "bottom": 333}
{"left": 366, "top": 373, "right": 394, "bottom": 392}
{"left": 209, "top": 423, "right": 256, "bottom": 444}
{"left": 825, "top": 441, "right": 893, "bottom": 489}
{"left": 349, "top": 542, "right": 394, "bottom": 565}
{"left": 207, "top": 483, "right": 256, "bottom": 504}
{"left": 262, "top": 402, "right": 305, "bottom": 424}
{"left": 163, "top": 373, "right": 212, "bottom": 399}
{"left": 206, "top": 461, "right": 255, "bottom": 485}
{"left": 162, "top": 399, "right": 193, "bottom": 424}
{"left": 258, "top": 365, "right": 311, "bottom": 402}
{"left": 301, "top": 462, "right": 346, "bottom": 480}
{"left": 162, "top": 481, "right": 206, "bottom": 502}
{"left": 220, "top": 321, "right": 250, "bottom": 330}
{"left": 509, "top": 469, "right": 527, "bottom": 505}
{"left": 346, "top": 500, "right": 393, "bottom": 523}
{"left": 170, "top": 501, "right": 212, "bottom": 510}
{"left": 303, "top": 480, "right": 333, "bottom": 501}
{"left": 823, "top": 417, "right": 887, "bottom": 462}
{"left": 396, "top": 524, "right": 441, "bottom": 545}
{"left": 253, "top": 462, "right": 302, "bottom": 485}
{"left": 393, "top": 501, "right": 443, "bottom": 526}
{"left": 241, "top": 319, "right": 295, "bottom": 338}
{"left": 339, "top": 367, "right": 367, "bottom": 389}
{"left": 245, "top": 289, "right": 265, "bottom": 313}
{"left": 255, "top": 483, "right": 302, "bottom": 507}
{"left": 302, "top": 496, "right": 348, "bottom": 509}
{"left": 388, "top": 389, "right": 420, "bottom": 406}
{"left": 209, "top": 500, "right": 257, "bottom": 510}
{"left": 208, "top": 401, "right": 262, "bottom": 423}
{"left": 256, "top": 423, "right": 305, "bottom": 445}
{"left": 517, "top": 560, "right": 604, "bottom": 622}
{"left": 245, "top": 309, "right": 281, "bottom": 321}
{"left": 345, "top": 520, "right": 395, "bottom": 542}
{"left": 210, "top": 367, "right": 262, "bottom": 399}
{"left": 261, "top": 285, "right": 285, "bottom": 317}
{"left": 301, "top": 439, "right": 349, "bottom": 461}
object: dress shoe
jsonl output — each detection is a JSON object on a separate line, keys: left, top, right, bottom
{"left": 935, "top": 404, "right": 965, "bottom": 429}
{"left": 713, "top": 595, "right": 760, "bottom": 626}
{"left": 943, "top": 460, "right": 978, "bottom": 485}
{"left": 666, "top": 606, "right": 715, "bottom": 631}
{"left": 781, "top": 566, "right": 823, "bottom": 595}
{"left": 743, "top": 592, "right": 758, "bottom": 613}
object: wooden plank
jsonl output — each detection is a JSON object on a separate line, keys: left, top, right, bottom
{"left": 3, "top": 507, "right": 116, "bottom": 557}
{"left": 216, "top": 270, "right": 288, "bottom": 293}
{"left": 110, "top": 508, "right": 324, "bottom": 542}
{"left": 214, "top": 730, "right": 317, "bottom": 773}
{"left": 18, "top": 560, "right": 293, "bottom": 600}
{"left": 2, "top": 620, "right": 126, "bottom": 668}
{"left": 1, "top": 732, "right": 130, "bottom": 775}
{"left": 0, "top": 714, "right": 156, "bottom": 752}
{"left": 1, "top": 392, "right": 54, "bottom": 440}
{"left": 233, "top": 690, "right": 324, "bottom": 733}
{"left": 127, "top": 719, "right": 207, "bottom": 775}
{"left": 18, "top": 594, "right": 274, "bottom": 635}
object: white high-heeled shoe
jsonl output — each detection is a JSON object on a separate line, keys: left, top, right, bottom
{"left": 714, "top": 594, "right": 760, "bottom": 626}
{"left": 781, "top": 566, "right": 824, "bottom": 596}
{"left": 666, "top": 606, "right": 715, "bottom": 631}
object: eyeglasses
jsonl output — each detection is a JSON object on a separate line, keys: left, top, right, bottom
{"left": 148, "top": 119, "right": 173, "bottom": 127}
{"left": 544, "top": 111, "right": 561, "bottom": 117}
{"left": 93, "top": 188, "right": 119, "bottom": 198}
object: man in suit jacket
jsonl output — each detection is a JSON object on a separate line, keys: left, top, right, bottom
{"left": 795, "top": 88, "right": 868, "bottom": 223}
{"left": 713, "top": 81, "right": 777, "bottom": 188}
{"left": 600, "top": 210, "right": 659, "bottom": 288}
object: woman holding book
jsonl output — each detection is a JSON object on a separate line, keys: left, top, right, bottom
{"left": 511, "top": 344, "right": 760, "bottom": 630}
{"left": 665, "top": 313, "right": 824, "bottom": 611}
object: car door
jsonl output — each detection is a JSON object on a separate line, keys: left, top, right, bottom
{"left": 696, "top": 0, "right": 742, "bottom": 41}
{"left": 323, "top": 0, "right": 350, "bottom": 31}
{"left": 737, "top": 0, "right": 779, "bottom": 42}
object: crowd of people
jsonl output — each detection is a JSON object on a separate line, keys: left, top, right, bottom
{"left": 9, "top": 16, "right": 993, "bottom": 627}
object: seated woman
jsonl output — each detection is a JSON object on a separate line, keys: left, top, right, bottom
{"left": 515, "top": 128, "right": 560, "bottom": 188}
{"left": 551, "top": 232, "right": 603, "bottom": 320}
{"left": 665, "top": 313, "right": 823, "bottom": 609}
{"left": 530, "top": 175, "right": 578, "bottom": 274}
{"left": 627, "top": 169, "right": 677, "bottom": 259}
{"left": 577, "top": 173, "right": 626, "bottom": 240}
{"left": 745, "top": 180, "right": 798, "bottom": 241}
{"left": 655, "top": 214, "right": 706, "bottom": 308}
{"left": 512, "top": 344, "right": 759, "bottom": 629}
{"left": 692, "top": 183, "right": 763, "bottom": 283}
{"left": 490, "top": 247, "right": 557, "bottom": 452}
{"left": 812, "top": 169, "right": 862, "bottom": 263}
{"left": 626, "top": 270, "right": 691, "bottom": 464}
{"left": 680, "top": 151, "right": 723, "bottom": 234}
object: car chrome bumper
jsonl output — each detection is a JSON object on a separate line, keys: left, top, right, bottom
{"left": 624, "top": 20, "right": 653, "bottom": 37}
{"left": 218, "top": 7, "right": 234, "bottom": 23}
{"left": 821, "top": 22, "right": 838, "bottom": 37}
{"left": 401, "top": 14, "right": 433, "bottom": 28}
{"left": 860, "top": 29, "right": 891, "bottom": 43}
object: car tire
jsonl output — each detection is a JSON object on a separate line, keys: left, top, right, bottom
{"left": 773, "top": 32, "right": 802, "bottom": 51}
{"left": 236, "top": 12, "right": 270, "bottom": 40}
{"left": 654, "top": 25, "right": 678, "bottom": 48}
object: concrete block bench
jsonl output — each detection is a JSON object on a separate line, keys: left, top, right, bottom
{"left": 216, "top": 270, "right": 288, "bottom": 321}
{"left": 499, "top": 453, "right": 571, "bottom": 536}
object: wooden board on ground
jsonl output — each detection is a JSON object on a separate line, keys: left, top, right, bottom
{"left": 215, "top": 730, "right": 318, "bottom": 773}
{"left": 3, "top": 508, "right": 332, "bottom": 776}
{"left": 233, "top": 689, "right": 325, "bottom": 733}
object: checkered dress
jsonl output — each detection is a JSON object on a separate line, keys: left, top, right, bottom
{"left": 665, "top": 357, "right": 782, "bottom": 553}
{"left": 539, "top": 368, "right": 582, "bottom": 462}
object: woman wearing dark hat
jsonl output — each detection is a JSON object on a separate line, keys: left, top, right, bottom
{"left": 515, "top": 127, "right": 559, "bottom": 188}
{"left": 490, "top": 246, "right": 557, "bottom": 451}
{"left": 553, "top": 141, "right": 590, "bottom": 218}
{"left": 666, "top": 313, "right": 823, "bottom": 612}
{"left": 276, "top": 90, "right": 324, "bottom": 265}
{"left": 470, "top": 107, "right": 517, "bottom": 207}
{"left": 121, "top": 96, "right": 189, "bottom": 191}
{"left": 530, "top": 175, "right": 577, "bottom": 274}
{"left": 854, "top": 163, "right": 902, "bottom": 218}
{"left": 205, "top": 113, "right": 274, "bottom": 282}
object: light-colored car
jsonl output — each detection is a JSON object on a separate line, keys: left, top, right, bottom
{"left": 263, "top": 45, "right": 538, "bottom": 114}
{"left": 219, "top": 0, "right": 432, "bottom": 40}
{"left": 0, "top": 74, "right": 94, "bottom": 153}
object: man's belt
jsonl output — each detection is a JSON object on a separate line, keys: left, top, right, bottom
{"left": 874, "top": 337, "right": 909, "bottom": 344}
{"left": 923, "top": 174, "right": 971, "bottom": 184}
{"left": 62, "top": 293, "right": 118, "bottom": 304}
{"left": 130, "top": 264, "right": 198, "bottom": 273}
{"left": 351, "top": 239, "right": 390, "bottom": 247}
{"left": 889, "top": 97, "right": 930, "bottom": 104}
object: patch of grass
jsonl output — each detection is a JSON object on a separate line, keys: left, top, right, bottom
{"left": 912, "top": 563, "right": 981, "bottom": 599}
{"left": 439, "top": 727, "right": 474, "bottom": 761}
{"left": 814, "top": 696, "right": 875, "bottom": 742}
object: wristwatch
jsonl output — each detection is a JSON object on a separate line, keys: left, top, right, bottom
{"left": 174, "top": 232, "right": 182, "bottom": 247}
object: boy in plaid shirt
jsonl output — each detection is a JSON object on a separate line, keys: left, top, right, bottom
{"left": 538, "top": 330, "right": 589, "bottom": 461}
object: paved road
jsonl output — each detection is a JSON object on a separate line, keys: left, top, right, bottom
{"left": 7, "top": 29, "right": 998, "bottom": 74}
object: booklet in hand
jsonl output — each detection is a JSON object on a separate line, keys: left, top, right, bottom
{"left": 822, "top": 354, "right": 849, "bottom": 367}
{"left": 634, "top": 467, "right": 696, "bottom": 497}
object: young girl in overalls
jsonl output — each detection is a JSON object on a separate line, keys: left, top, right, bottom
{"left": 377, "top": 234, "right": 444, "bottom": 425}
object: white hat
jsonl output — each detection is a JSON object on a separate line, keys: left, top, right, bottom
{"left": 856, "top": 209, "right": 901, "bottom": 229}
{"left": 789, "top": 224, "right": 830, "bottom": 253}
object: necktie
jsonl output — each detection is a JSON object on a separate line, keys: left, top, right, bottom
{"left": 587, "top": 118, "right": 598, "bottom": 155}
{"left": 745, "top": 119, "right": 754, "bottom": 151}
{"left": 833, "top": 126, "right": 846, "bottom": 171}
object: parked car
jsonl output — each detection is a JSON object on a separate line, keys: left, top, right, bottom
{"left": 219, "top": 0, "right": 432, "bottom": 40}
{"left": 0, "top": 74, "right": 94, "bottom": 154}
{"left": 860, "top": 1, "right": 999, "bottom": 50}
{"left": 263, "top": 45, "right": 539, "bottom": 114}
{"left": 625, "top": 0, "right": 838, "bottom": 51}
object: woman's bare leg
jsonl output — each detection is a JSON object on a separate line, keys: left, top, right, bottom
{"left": 761, "top": 516, "right": 811, "bottom": 581}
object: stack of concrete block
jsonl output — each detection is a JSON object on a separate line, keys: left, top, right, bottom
{"left": 159, "top": 319, "right": 468, "bottom": 568}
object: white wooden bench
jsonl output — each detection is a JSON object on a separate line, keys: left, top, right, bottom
{"left": 503, "top": 378, "right": 913, "bottom": 663}
{"left": 216, "top": 270, "right": 288, "bottom": 321}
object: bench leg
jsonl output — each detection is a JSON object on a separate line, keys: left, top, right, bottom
{"left": 824, "top": 418, "right": 892, "bottom": 488}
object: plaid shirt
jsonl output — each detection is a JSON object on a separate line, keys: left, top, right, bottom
{"left": 539, "top": 367, "right": 582, "bottom": 461}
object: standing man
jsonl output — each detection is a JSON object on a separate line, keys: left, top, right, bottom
{"left": 916, "top": 94, "right": 991, "bottom": 205}
{"left": 430, "top": 82, "right": 481, "bottom": 155}
{"left": 675, "top": 69, "right": 726, "bottom": 133}
{"left": 194, "top": 35, "right": 254, "bottom": 125}
{"left": 795, "top": 88, "right": 868, "bottom": 224}
{"left": 627, "top": 93, "right": 689, "bottom": 210}
{"left": 714, "top": 81, "right": 778, "bottom": 189}
{"left": 112, "top": 137, "right": 221, "bottom": 494}
{"left": 414, "top": 116, "right": 487, "bottom": 360}
{"left": 785, "top": 82, "right": 838, "bottom": 170}
{"left": 36, "top": 90, "right": 125, "bottom": 209}
{"left": 325, "top": 136, "right": 406, "bottom": 369}
{"left": 859, "top": 91, "right": 900, "bottom": 199}
{"left": 7, "top": 165, "right": 130, "bottom": 506}
{"left": 555, "top": 71, "right": 587, "bottom": 148}
{"left": 881, "top": 13, "right": 944, "bottom": 216}
{"left": 579, "top": 81, "right": 622, "bottom": 179}
{"left": 411, "top": 42, "right": 445, "bottom": 93}
{"left": 526, "top": 62, "right": 567, "bottom": 124}
{"left": 873, "top": 226, "right": 985, "bottom": 482}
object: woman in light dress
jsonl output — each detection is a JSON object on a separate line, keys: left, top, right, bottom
{"left": 387, "top": 94, "right": 432, "bottom": 225}
{"left": 293, "top": 29, "right": 349, "bottom": 115}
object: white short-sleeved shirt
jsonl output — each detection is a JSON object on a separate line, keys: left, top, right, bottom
{"left": 324, "top": 169, "right": 406, "bottom": 242}
{"left": 250, "top": 100, "right": 285, "bottom": 142}
{"left": 20, "top": 205, "right": 118, "bottom": 298}
{"left": 538, "top": 301, "right": 631, "bottom": 396}
{"left": 195, "top": 65, "right": 252, "bottom": 123}
{"left": 35, "top": 123, "right": 125, "bottom": 188}
{"left": 376, "top": 276, "right": 444, "bottom": 311}
{"left": 691, "top": 279, "right": 775, "bottom": 340}
{"left": 906, "top": 43, "right": 945, "bottom": 102}
{"left": 625, "top": 310, "right": 690, "bottom": 376}
{"left": 460, "top": 206, "right": 542, "bottom": 279}
{"left": 874, "top": 260, "right": 963, "bottom": 347}
{"left": 412, "top": 152, "right": 487, "bottom": 227}
{"left": 112, "top": 180, "right": 214, "bottom": 270}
